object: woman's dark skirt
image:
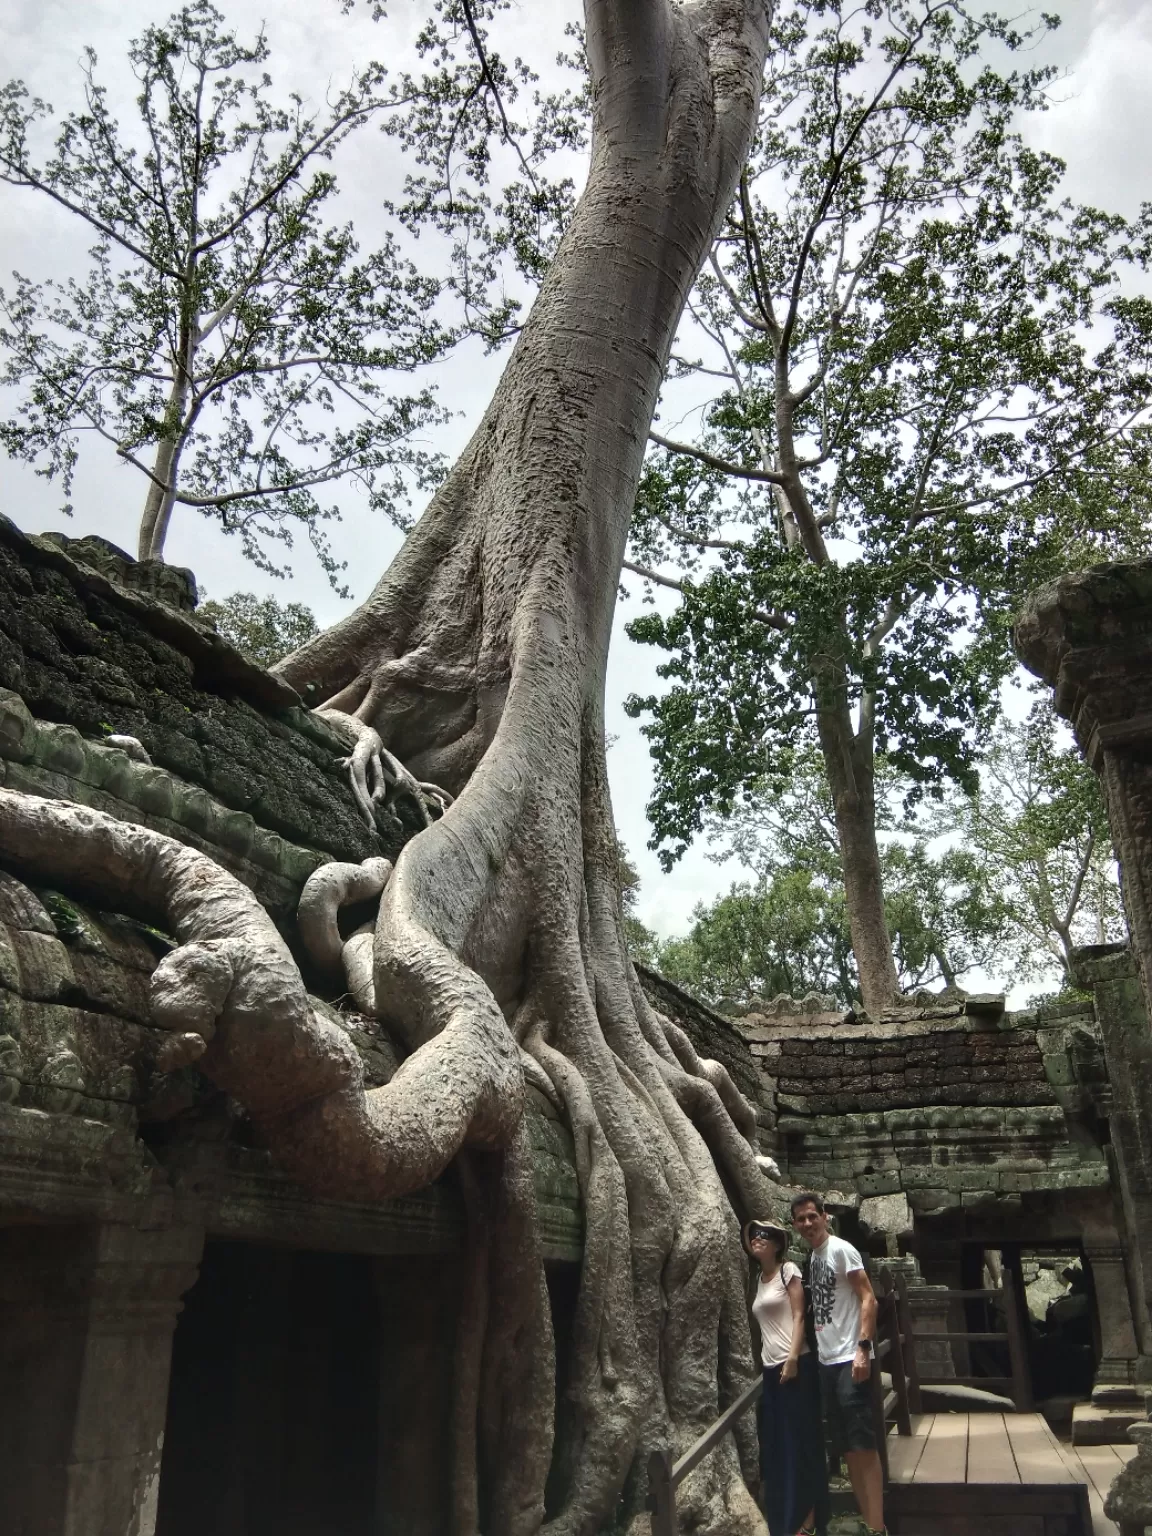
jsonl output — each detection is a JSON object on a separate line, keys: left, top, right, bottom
{"left": 759, "top": 1352, "right": 830, "bottom": 1536}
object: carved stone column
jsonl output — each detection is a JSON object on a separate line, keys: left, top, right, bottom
{"left": 1017, "top": 567, "right": 1152, "bottom": 1361}
{"left": 884, "top": 1254, "right": 958, "bottom": 1382}
{"left": 1016, "top": 565, "right": 1152, "bottom": 1006}
{"left": 1075, "top": 946, "right": 1152, "bottom": 1367}
{"left": 1084, "top": 1239, "right": 1141, "bottom": 1390}
{"left": 1075, "top": 1231, "right": 1146, "bottom": 1444}
{"left": 0, "top": 1221, "right": 203, "bottom": 1536}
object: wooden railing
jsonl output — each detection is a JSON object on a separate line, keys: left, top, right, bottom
{"left": 647, "top": 1376, "right": 764, "bottom": 1536}
{"left": 648, "top": 1272, "right": 914, "bottom": 1534}
{"left": 647, "top": 1260, "right": 1033, "bottom": 1532}
{"left": 889, "top": 1265, "right": 1032, "bottom": 1413}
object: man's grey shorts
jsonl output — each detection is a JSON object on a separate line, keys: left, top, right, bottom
{"left": 820, "top": 1359, "right": 876, "bottom": 1453}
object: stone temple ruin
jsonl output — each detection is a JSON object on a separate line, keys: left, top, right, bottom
{"left": 5, "top": 517, "right": 1152, "bottom": 1532}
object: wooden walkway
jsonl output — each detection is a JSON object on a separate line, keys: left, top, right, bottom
{"left": 886, "top": 1412, "right": 1136, "bottom": 1535}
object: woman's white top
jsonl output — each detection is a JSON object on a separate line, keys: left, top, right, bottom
{"left": 752, "top": 1260, "right": 808, "bottom": 1368}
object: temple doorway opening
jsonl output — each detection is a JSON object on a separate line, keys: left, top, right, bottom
{"left": 156, "top": 1240, "right": 457, "bottom": 1536}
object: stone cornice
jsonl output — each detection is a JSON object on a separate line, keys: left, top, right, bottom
{"left": 1015, "top": 560, "right": 1152, "bottom": 766}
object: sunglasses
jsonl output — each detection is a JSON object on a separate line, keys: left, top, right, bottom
{"left": 748, "top": 1223, "right": 783, "bottom": 1244}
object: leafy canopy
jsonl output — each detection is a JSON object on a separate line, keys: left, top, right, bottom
{"left": 652, "top": 748, "right": 1012, "bottom": 1009}
{"left": 624, "top": 0, "right": 1152, "bottom": 867}
{"left": 197, "top": 590, "right": 319, "bottom": 670}
{"left": 647, "top": 715, "right": 1125, "bottom": 1010}
{"left": 0, "top": 1, "right": 458, "bottom": 579}
{"left": 938, "top": 703, "right": 1125, "bottom": 988}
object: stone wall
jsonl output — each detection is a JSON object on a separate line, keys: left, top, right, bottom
{"left": 0, "top": 858, "right": 583, "bottom": 1261}
{"left": 0, "top": 522, "right": 583, "bottom": 1262}
{"left": 0, "top": 523, "right": 586, "bottom": 1536}
{"left": 0, "top": 516, "right": 403, "bottom": 871}
{"left": 1016, "top": 564, "right": 1152, "bottom": 1422}
{"left": 734, "top": 993, "right": 1112, "bottom": 1216}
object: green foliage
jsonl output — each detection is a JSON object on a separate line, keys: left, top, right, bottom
{"left": 657, "top": 751, "right": 1012, "bottom": 1008}
{"left": 625, "top": 0, "right": 1152, "bottom": 868}
{"left": 0, "top": 1, "right": 457, "bottom": 579}
{"left": 938, "top": 703, "right": 1125, "bottom": 984}
{"left": 656, "top": 870, "right": 856, "bottom": 1008}
{"left": 197, "top": 591, "right": 319, "bottom": 669}
{"left": 623, "top": 914, "right": 662, "bottom": 970}
{"left": 660, "top": 715, "right": 1126, "bottom": 1009}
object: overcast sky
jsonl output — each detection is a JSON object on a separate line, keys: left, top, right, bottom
{"left": 1, "top": 0, "right": 1150, "bottom": 963}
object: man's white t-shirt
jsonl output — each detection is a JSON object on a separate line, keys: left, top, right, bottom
{"left": 809, "top": 1234, "right": 865, "bottom": 1366}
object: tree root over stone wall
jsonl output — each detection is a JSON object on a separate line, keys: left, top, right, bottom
{"left": 0, "top": 1, "right": 785, "bottom": 1530}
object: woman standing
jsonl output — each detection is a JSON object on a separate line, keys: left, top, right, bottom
{"left": 745, "top": 1219, "right": 830, "bottom": 1536}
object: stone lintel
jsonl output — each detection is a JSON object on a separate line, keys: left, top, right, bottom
{"left": 0, "top": 1101, "right": 583, "bottom": 1263}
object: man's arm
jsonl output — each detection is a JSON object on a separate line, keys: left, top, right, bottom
{"left": 848, "top": 1267, "right": 877, "bottom": 1383}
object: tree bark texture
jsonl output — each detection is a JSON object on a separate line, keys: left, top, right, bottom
{"left": 138, "top": 428, "right": 183, "bottom": 563}
{"left": 1, "top": 4, "right": 781, "bottom": 1533}
{"left": 138, "top": 317, "right": 194, "bottom": 562}
{"left": 815, "top": 700, "right": 900, "bottom": 1015}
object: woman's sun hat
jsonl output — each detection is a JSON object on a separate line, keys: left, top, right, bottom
{"left": 743, "top": 1217, "right": 790, "bottom": 1252}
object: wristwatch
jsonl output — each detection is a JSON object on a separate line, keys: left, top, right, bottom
{"left": 857, "top": 1339, "right": 875, "bottom": 1357}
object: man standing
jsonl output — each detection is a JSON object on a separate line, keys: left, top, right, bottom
{"left": 792, "top": 1192, "right": 887, "bottom": 1536}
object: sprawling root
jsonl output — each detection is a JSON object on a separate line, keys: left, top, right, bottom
{"left": 316, "top": 706, "right": 452, "bottom": 830}
{"left": 657, "top": 1012, "right": 760, "bottom": 1150}
{"left": 298, "top": 857, "right": 394, "bottom": 974}
{"left": 297, "top": 856, "right": 394, "bottom": 1014}
{"left": 0, "top": 0, "right": 782, "bottom": 1528}
{"left": 0, "top": 787, "right": 554, "bottom": 1532}
{"left": 0, "top": 790, "right": 524, "bottom": 1195}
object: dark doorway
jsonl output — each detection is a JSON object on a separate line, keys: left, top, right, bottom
{"left": 157, "top": 1241, "right": 381, "bottom": 1536}
{"left": 959, "top": 1241, "right": 1096, "bottom": 1407}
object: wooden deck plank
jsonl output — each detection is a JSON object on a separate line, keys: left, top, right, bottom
{"left": 912, "top": 1412, "right": 969, "bottom": 1484}
{"left": 1115, "top": 1442, "right": 1136, "bottom": 1464}
{"left": 1049, "top": 1440, "right": 1122, "bottom": 1536}
{"left": 887, "top": 1414, "right": 1100, "bottom": 1535}
{"left": 1068, "top": 1442, "right": 1124, "bottom": 1504}
{"left": 967, "top": 1413, "right": 1021, "bottom": 1484}
{"left": 1003, "top": 1413, "right": 1076, "bottom": 1483}
{"left": 887, "top": 1411, "right": 935, "bottom": 1485}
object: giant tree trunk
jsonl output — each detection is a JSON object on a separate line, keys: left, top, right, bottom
{"left": 816, "top": 701, "right": 900, "bottom": 1015}
{"left": 1, "top": 4, "right": 779, "bottom": 1533}
{"left": 278, "top": 3, "right": 779, "bottom": 1525}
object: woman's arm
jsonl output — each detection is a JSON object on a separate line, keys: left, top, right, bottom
{"left": 782, "top": 1272, "right": 806, "bottom": 1382}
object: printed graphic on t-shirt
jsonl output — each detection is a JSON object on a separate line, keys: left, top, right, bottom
{"left": 810, "top": 1253, "right": 837, "bottom": 1328}
{"left": 808, "top": 1235, "right": 865, "bottom": 1365}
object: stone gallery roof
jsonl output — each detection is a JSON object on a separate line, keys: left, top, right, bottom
{"left": 0, "top": 514, "right": 398, "bottom": 875}
{"left": 633, "top": 956, "right": 1113, "bottom": 1223}
{"left": 0, "top": 517, "right": 1121, "bottom": 1256}
{"left": 0, "top": 522, "right": 583, "bottom": 1257}
{"left": 731, "top": 991, "right": 1111, "bottom": 1215}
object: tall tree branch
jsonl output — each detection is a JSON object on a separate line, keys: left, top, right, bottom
{"left": 623, "top": 558, "right": 790, "bottom": 630}
{"left": 649, "top": 430, "right": 786, "bottom": 485}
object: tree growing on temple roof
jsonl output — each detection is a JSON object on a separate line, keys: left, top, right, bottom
{"left": 653, "top": 747, "right": 1013, "bottom": 1009}
{"left": 0, "top": 1, "right": 785, "bottom": 1532}
{"left": 652, "top": 711, "right": 1125, "bottom": 1009}
{"left": 0, "top": 1, "right": 453, "bottom": 580}
{"left": 623, "top": 0, "right": 1152, "bottom": 1015}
